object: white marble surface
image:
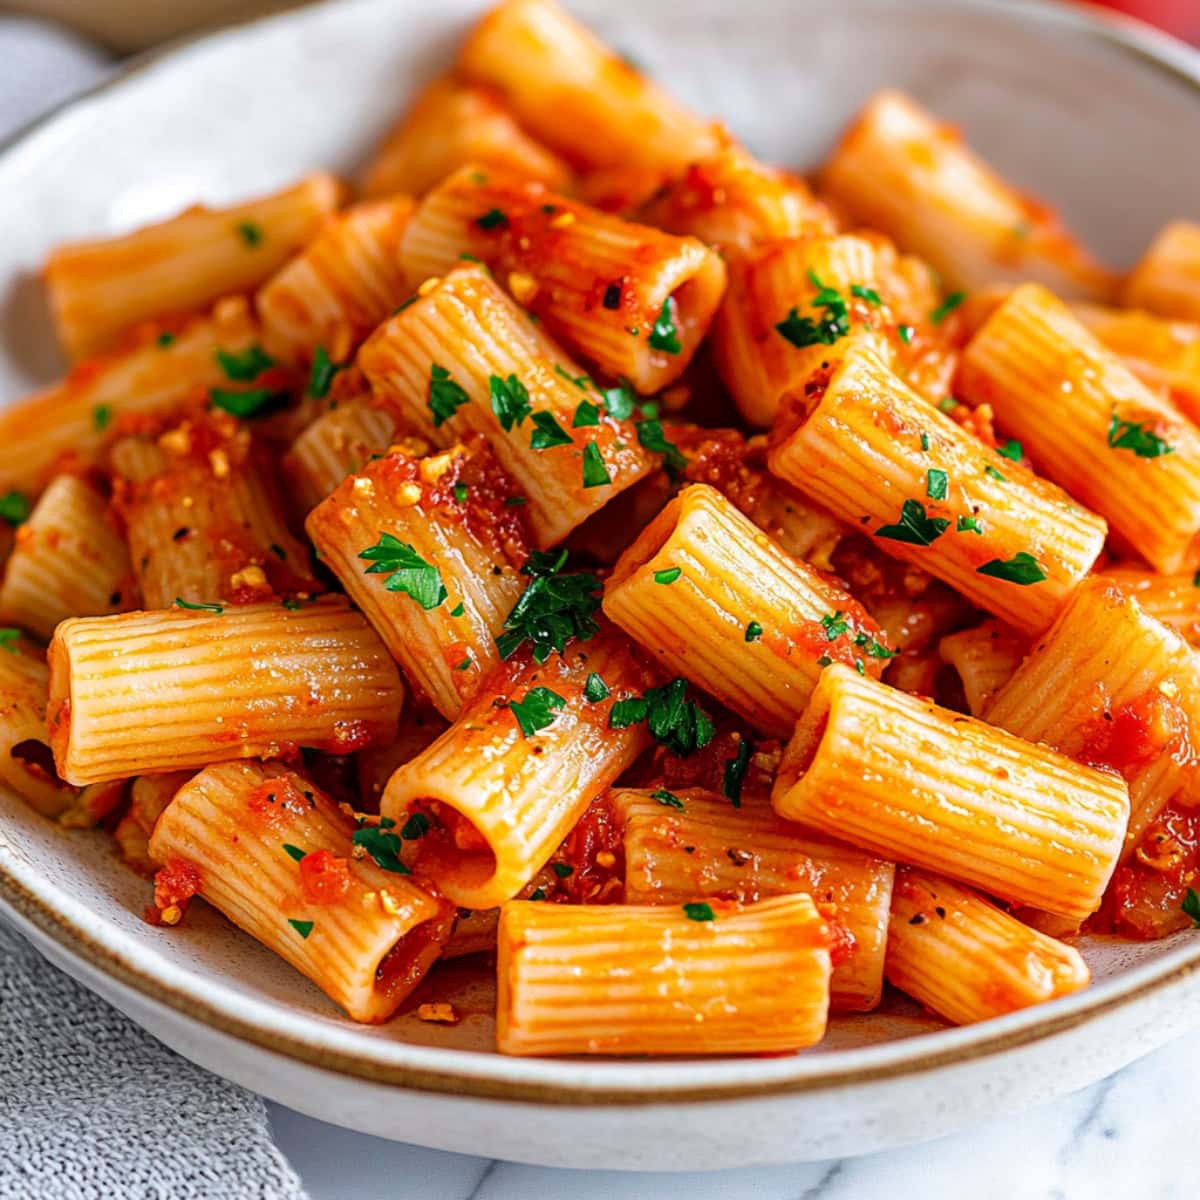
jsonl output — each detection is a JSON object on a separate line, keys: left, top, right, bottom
{"left": 267, "top": 1030, "right": 1196, "bottom": 1199}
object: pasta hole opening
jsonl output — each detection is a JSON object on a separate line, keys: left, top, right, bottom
{"left": 373, "top": 902, "right": 456, "bottom": 1010}
{"left": 604, "top": 494, "right": 682, "bottom": 592}
{"left": 405, "top": 796, "right": 498, "bottom": 898}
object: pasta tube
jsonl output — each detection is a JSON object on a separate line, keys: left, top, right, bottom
{"left": 45, "top": 174, "right": 345, "bottom": 360}
{"left": 458, "top": 0, "right": 719, "bottom": 172}
{"left": 1123, "top": 221, "right": 1200, "bottom": 322}
{"left": 48, "top": 598, "right": 404, "bottom": 785}
{"left": 766, "top": 340, "right": 1107, "bottom": 636}
{"left": 820, "top": 90, "right": 1114, "bottom": 299}
{"left": 885, "top": 867, "right": 1090, "bottom": 1026}
{"left": 148, "top": 762, "right": 452, "bottom": 1022}
{"left": 362, "top": 75, "right": 571, "bottom": 198}
{"left": 306, "top": 439, "right": 529, "bottom": 718}
{"left": 937, "top": 619, "right": 1026, "bottom": 716}
{"left": 958, "top": 283, "right": 1200, "bottom": 574}
{"left": 400, "top": 166, "right": 727, "bottom": 393}
{"left": 616, "top": 787, "right": 893, "bottom": 1012}
{"left": 772, "top": 665, "right": 1129, "bottom": 920}
{"left": 0, "top": 475, "right": 134, "bottom": 640}
{"left": 603, "top": 483, "right": 890, "bottom": 737}
{"left": 357, "top": 263, "right": 654, "bottom": 547}
{"left": 985, "top": 577, "right": 1200, "bottom": 861}
{"left": 1098, "top": 566, "right": 1200, "bottom": 648}
{"left": 257, "top": 199, "right": 414, "bottom": 365}
{"left": 496, "top": 894, "right": 833, "bottom": 1056}
{"left": 381, "top": 624, "right": 654, "bottom": 909}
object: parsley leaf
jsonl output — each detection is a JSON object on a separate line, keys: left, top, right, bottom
{"left": 496, "top": 548, "right": 601, "bottom": 663}
{"left": 984, "top": 465, "right": 1007, "bottom": 482}
{"left": 926, "top": 468, "right": 948, "bottom": 500}
{"left": 352, "top": 821, "right": 411, "bottom": 874}
{"left": 288, "top": 918, "right": 314, "bottom": 938}
{"left": 307, "top": 346, "right": 344, "bottom": 398}
{"left": 93, "top": 404, "right": 112, "bottom": 432}
{"left": 552, "top": 862, "right": 573, "bottom": 878}
{"left": 602, "top": 380, "right": 637, "bottom": 420}
{"left": 0, "top": 629, "right": 21, "bottom": 654}
{"left": 581, "top": 441, "right": 612, "bottom": 488}
{"left": 775, "top": 271, "right": 851, "bottom": 348}
{"left": 683, "top": 901, "right": 715, "bottom": 922}
{"left": 745, "top": 620, "right": 763, "bottom": 642}
{"left": 530, "top": 411, "right": 573, "bottom": 449}
{"left": 648, "top": 298, "right": 681, "bottom": 354}
{"left": 851, "top": 284, "right": 882, "bottom": 306}
{"left": 652, "top": 789, "right": 684, "bottom": 809}
{"left": 237, "top": 220, "right": 263, "bottom": 247}
{"left": 610, "top": 678, "right": 715, "bottom": 757}
{"left": 653, "top": 567, "right": 681, "bottom": 585}
{"left": 210, "top": 387, "right": 288, "bottom": 419}
{"left": 476, "top": 208, "right": 508, "bottom": 230}
{"left": 0, "top": 491, "right": 29, "bottom": 526}
{"left": 429, "top": 364, "right": 470, "bottom": 427}
{"left": 1107, "top": 411, "right": 1175, "bottom": 458}
{"left": 572, "top": 399, "right": 601, "bottom": 427}
{"left": 453, "top": 483, "right": 469, "bottom": 504}
{"left": 875, "top": 499, "right": 950, "bottom": 546}
{"left": 996, "top": 439, "right": 1023, "bottom": 462}
{"left": 216, "top": 344, "right": 274, "bottom": 381}
{"left": 722, "top": 739, "right": 753, "bottom": 807}
{"left": 976, "top": 552, "right": 1047, "bottom": 586}
{"left": 1183, "top": 888, "right": 1200, "bottom": 928}
{"left": 489, "top": 373, "right": 532, "bottom": 431}
{"left": 636, "top": 418, "right": 687, "bottom": 475}
{"left": 509, "top": 686, "right": 566, "bottom": 737}
{"left": 554, "top": 364, "right": 591, "bottom": 390}
{"left": 821, "top": 610, "right": 850, "bottom": 641}
{"left": 174, "top": 598, "right": 223, "bottom": 614}
{"left": 854, "top": 631, "right": 897, "bottom": 660}
{"left": 957, "top": 514, "right": 983, "bottom": 535}
{"left": 584, "top": 673, "right": 610, "bottom": 703}
{"left": 359, "top": 533, "right": 447, "bottom": 609}
{"left": 897, "top": 324, "right": 914, "bottom": 345}
{"left": 282, "top": 843, "right": 307, "bottom": 862}
{"left": 930, "top": 291, "right": 966, "bottom": 324}
{"left": 401, "top": 812, "right": 430, "bottom": 840}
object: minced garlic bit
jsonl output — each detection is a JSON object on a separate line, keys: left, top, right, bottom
{"left": 394, "top": 481, "right": 423, "bottom": 508}
{"left": 379, "top": 890, "right": 401, "bottom": 916}
{"left": 420, "top": 450, "right": 458, "bottom": 485}
{"left": 595, "top": 850, "right": 616, "bottom": 869}
{"left": 508, "top": 271, "right": 538, "bottom": 305}
{"left": 1160, "top": 679, "right": 1180, "bottom": 699}
{"left": 353, "top": 475, "right": 376, "bottom": 498}
{"left": 159, "top": 428, "right": 191, "bottom": 456}
{"left": 159, "top": 905, "right": 183, "bottom": 926}
{"left": 209, "top": 448, "right": 231, "bottom": 479}
{"left": 417, "top": 276, "right": 442, "bottom": 297}
{"left": 416, "top": 1002, "right": 460, "bottom": 1025}
{"left": 229, "top": 564, "right": 267, "bottom": 591}
{"left": 549, "top": 210, "right": 576, "bottom": 229}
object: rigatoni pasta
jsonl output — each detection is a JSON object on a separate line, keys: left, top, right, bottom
{"left": 1123, "top": 221, "right": 1200, "bottom": 323}
{"left": 399, "top": 165, "right": 727, "bottom": 392}
{"left": 148, "top": 762, "right": 453, "bottom": 1021}
{"left": 938, "top": 619, "right": 1026, "bottom": 716}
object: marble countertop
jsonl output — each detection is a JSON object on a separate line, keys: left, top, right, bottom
{"left": 268, "top": 1030, "right": 1195, "bottom": 1199}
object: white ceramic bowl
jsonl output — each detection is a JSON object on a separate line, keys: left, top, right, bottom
{"left": 3, "top": 0, "right": 1200, "bottom": 1171}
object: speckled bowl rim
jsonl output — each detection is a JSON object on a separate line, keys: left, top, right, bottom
{"left": 2, "top": 0, "right": 1200, "bottom": 1107}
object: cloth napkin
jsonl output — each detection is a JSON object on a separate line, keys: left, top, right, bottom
{"left": 0, "top": 18, "right": 309, "bottom": 1200}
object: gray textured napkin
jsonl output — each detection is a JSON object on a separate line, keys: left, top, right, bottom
{"left": 0, "top": 17, "right": 308, "bottom": 1200}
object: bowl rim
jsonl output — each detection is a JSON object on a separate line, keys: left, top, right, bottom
{"left": 3, "top": 0, "right": 1200, "bottom": 1107}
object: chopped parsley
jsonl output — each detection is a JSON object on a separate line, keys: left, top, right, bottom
{"left": 358, "top": 533, "right": 446, "bottom": 609}
{"left": 602, "top": 380, "right": 637, "bottom": 420}
{"left": 475, "top": 208, "right": 508, "bottom": 230}
{"left": 744, "top": 620, "right": 763, "bottom": 643}
{"left": 821, "top": 610, "right": 850, "bottom": 641}
{"left": 352, "top": 818, "right": 410, "bottom": 874}
{"left": 93, "top": 404, "right": 112, "bottom": 432}
{"left": 926, "top": 468, "right": 948, "bottom": 501}
{"left": 530, "top": 411, "right": 573, "bottom": 449}
{"left": 851, "top": 284, "right": 882, "bottom": 306}
{"left": 930, "top": 291, "right": 966, "bottom": 324}
{"left": 0, "top": 491, "right": 29, "bottom": 526}
{"left": 401, "top": 812, "right": 431, "bottom": 840}
{"left": 652, "top": 789, "right": 684, "bottom": 809}
{"left": 429, "top": 364, "right": 470, "bottom": 427}
{"left": 307, "top": 346, "right": 344, "bottom": 398}
{"left": 209, "top": 387, "right": 287, "bottom": 419}
{"left": 554, "top": 364, "right": 591, "bottom": 390}
{"left": 581, "top": 441, "right": 612, "bottom": 488}
{"left": 572, "top": 399, "right": 601, "bottom": 427}
{"left": 648, "top": 298, "right": 681, "bottom": 354}
{"left": 270, "top": 543, "right": 287, "bottom": 560}
{"left": 653, "top": 567, "right": 681, "bottom": 585}
{"left": 976, "top": 552, "right": 1047, "bottom": 585}
{"left": 984, "top": 464, "right": 1007, "bottom": 482}
{"left": 552, "top": 862, "right": 574, "bottom": 878}
{"left": 584, "top": 673, "right": 610, "bottom": 702}
{"left": 236, "top": 221, "right": 263, "bottom": 247}
{"left": 449, "top": 602, "right": 465, "bottom": 617}
{"left": 875, "top": 499, "right": 949, "bottom": 546}
{"left": 288, "top": 919, "right": 314, "bottom": 939}
{"left": 775, "top": 271, "right": 851, "bottom": 348}
{"left": 957, "top": 514, "right": 983, "bottom": 535}
{"left": 0, "top": 629, "right": 21, "bottom": 654}
{"left": 454, "top": 655, "right": 473, "bottom": 671}
{"left": 174, "top": 598, "right": 224, "bottom": 614}
{"left": 528, "top": 887, "right": 547, "bottom": 901}
{"left": 722, "top": 740, "right": 753, "bottom": 807}
{"left": 854, "top": 631, "right": 897, "bottom": 660}
{"left": 496, "top": 548, "right": 601, "bottom": 662}
{"left": 505, "top": 496, "right": 527, "bottom": 506}
{"left": 282, "top": 843, "right": 307, "bottom": 862}
{"left": 636, "top": 418, "right": 687, "bottom": 475}
{"left": 281, "top": 598, "right": 304, "bottom": 611}
{"left": 452, "top": 483, "right": 469, "bottom": 505}
{"left": 683, "top": 901, "right": 715, "bottom": 922}
{"left": 216, "top": 343, "right": 274, "bottom": 381}
{"left": 996, "top": 439, "right": 1023, "bottom": 462}
{"left": 489, "top": 373, "right": 532, "bottom": 431}
{"left": 938, "top": 397, "right": 959, "bottom": 413}
{"left": 897, "top": 324, "right": 914, "bottom": 345}
{"left": 509, "top": 686, "right": 566, "bottom": 737}
{"left": 1182, "top": 888, "right": 1200, "bottom": 928}
{"left": 920, "top": 433, "right": 930, "bottom": 452}
{"left": 1107, "top": 412, "right": 1175, "bottom": 459}
{"left": 609, "top": 677, "right": 715, "bottom": 757}
{"left": 156, "top": 331, "right": 175, "bottom": 348}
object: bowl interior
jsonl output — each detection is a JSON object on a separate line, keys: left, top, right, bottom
{"left": 2, "top": 0, "right": 1200, "bottom": 1096}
